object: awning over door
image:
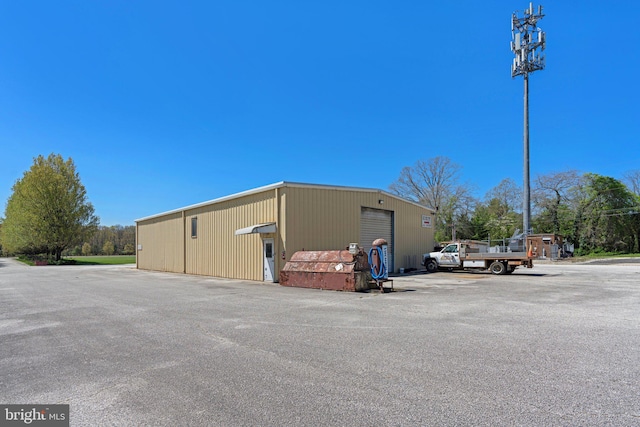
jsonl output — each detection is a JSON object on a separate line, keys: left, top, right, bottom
{"left": 234, "top": 222, "right": 276, "bottom": 235}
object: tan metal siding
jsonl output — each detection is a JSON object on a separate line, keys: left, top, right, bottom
{"left": 281, "top": 187, "right": 358, "bottom": 253}
{"left": 282, "top": 187, "right": 434, "bottom": 272}
{"left": 136, "top": 212, "right": 185, "bottom": 273}
{"left": 184, "top": 190, "right": 277, "bottom": 280}
{"left": 394, "top": 203, "right": 434, "bottom": 270}
{"left": 137, "top": 183, "right": 434, "bottom": 279}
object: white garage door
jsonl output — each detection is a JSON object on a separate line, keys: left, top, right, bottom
{"left": 360, "top": 207, "right": 394, "bottom": 271}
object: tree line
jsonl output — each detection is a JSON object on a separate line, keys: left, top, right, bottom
{"left": 71, "top": 225, "right": 136, "bottom": 256}
{"left": 390, "top": 157, "right": 640, "bottom": 255}
{"left": 2, "top": 153, "right": 639, "bottom": 260}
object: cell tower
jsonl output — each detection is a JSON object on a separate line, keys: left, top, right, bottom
{"left": 511, "top": 3, "right": 545, "bottom": 235}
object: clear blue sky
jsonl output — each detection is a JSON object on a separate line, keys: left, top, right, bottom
{"left": 1, "top": 1, "right": 638, "bottom": 226}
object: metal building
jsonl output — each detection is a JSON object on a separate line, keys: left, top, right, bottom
{"left": 135, "top": 182, "right": 436, "bottom": 282}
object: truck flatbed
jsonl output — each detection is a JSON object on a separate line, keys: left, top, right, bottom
{"left": 465, "top": 251, "right": 530, "bottom": 260}
{"left": 423, "top": 241, "right": 534, "bottom": 275}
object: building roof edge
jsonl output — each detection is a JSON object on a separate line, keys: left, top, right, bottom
{"left": 135, "top": 181, "right": 435, "bottom": 222}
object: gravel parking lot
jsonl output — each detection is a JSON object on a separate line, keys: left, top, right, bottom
{"left": 1, "top": 257, "right": 639, "bottom": 426}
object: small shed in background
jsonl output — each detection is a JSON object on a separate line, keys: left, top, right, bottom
{"left": 527, "top": 233, "right": 573, "bottom": 259}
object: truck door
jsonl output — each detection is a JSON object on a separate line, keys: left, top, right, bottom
{"left": 439, "top": 244, "right": 461, "bottom": 267}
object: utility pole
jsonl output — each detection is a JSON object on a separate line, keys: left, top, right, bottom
{"left": 511, "top": 3, "right": 545, "bottom": 235}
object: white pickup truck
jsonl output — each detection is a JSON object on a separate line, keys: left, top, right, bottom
{"left": 423, "top": 240, "right": 534, "bottom": 275}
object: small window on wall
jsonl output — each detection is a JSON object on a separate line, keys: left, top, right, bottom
{"left": 191, "top": 217, "right": 197, "bottom": 238}
{"left": 265, "top": 242, "right": 273, "bottom": 258}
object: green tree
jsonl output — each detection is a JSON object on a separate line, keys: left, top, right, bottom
{"left": 575, "top": 174, "right": 640, "bottom": 253}
{"left": 481, "top": 178, "right": 522, "bottom": 240}
{"left": 0, "top": 154, "right": 99, "bottom": 261}
{"left": 467, "top": 203, "right": 491, "bottom": 240}
{"left": 102, "top": 241, "right": 115, "bottom": 255}
{"left": 82, "top": 242, "right": 92, "bottom": 256}
{"left": 122, "top": 243, "right": 135, "bottom": 255}
{"left": 532, "top": 170, "right": 580, "bottom": 236}
{"left": 87, "top": 225, "right": 135, "bottom": 255}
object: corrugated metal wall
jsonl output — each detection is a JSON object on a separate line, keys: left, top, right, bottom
{"left": 183, "top": 190, "right": 277, "bottom": 280}
{"left": 136, "top": 212, "right": 185, "bottom": 273}
{"left": 136, "top": 183, "right": 435, "bottom": 279}
{"left": 281, "top": 186, "right": 434, "bottom": 272}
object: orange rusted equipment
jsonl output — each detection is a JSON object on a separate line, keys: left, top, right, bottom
{"left": 279, "top": 249, "right": 375, "bottom": 292}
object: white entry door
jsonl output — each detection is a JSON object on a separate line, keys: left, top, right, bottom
{"left": 263, "top": 238, "right": 275, "bottom": 282}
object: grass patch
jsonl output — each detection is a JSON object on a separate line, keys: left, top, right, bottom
{"left": 586, "top": 252, "right": 640, "bottom": 258}
{"left": 565, "top": 253, "right": 640, "bottom": 263}
{"left": 63, "top": 255, "right": 136, "bottom": 265}
{"left": 16, "top": 255, "right": 135, "bottom": 266}
{"left": 16, "top": 256, "right": 36, "bottom": 266}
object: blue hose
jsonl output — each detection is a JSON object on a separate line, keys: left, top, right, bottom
{"left": 368, "top": 247, "right": 387, "bottom": 280}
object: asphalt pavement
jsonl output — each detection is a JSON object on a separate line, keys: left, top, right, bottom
{"left": 1, "top": 257, "right": 639, "bottom": 426}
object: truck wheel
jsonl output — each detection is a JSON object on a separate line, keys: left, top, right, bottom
{"left": 425, "top": 259, "right": 438, "bottom": 273}
{"left": 489, "top": 261, "right": 506, "bottom": 275}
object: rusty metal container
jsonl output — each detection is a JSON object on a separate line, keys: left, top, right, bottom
{"left": 279, "top": 250, "right": 374, "bottom": 292}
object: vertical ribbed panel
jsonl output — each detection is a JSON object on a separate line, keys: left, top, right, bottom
{"left": 184, "top": 190, "right": 276, "bottom": 280}
{"left": 136, "top": 212, "right": 184, "bottom": 273}
{"left": 136, "top": 184, "right": 435, "bottom": 279}
{"left": 282, "top": 186, "right": 434, "bottom": 272}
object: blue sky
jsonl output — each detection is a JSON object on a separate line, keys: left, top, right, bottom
{"left": 1, "top": 1, "right": 638, "bottom": 226}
